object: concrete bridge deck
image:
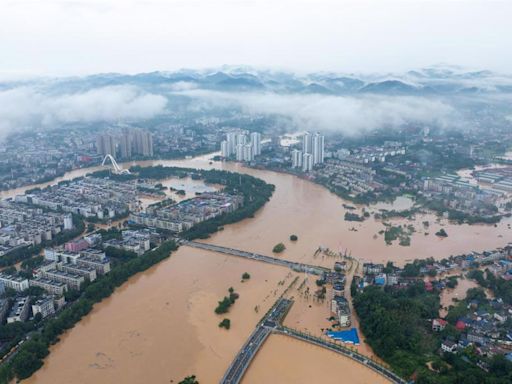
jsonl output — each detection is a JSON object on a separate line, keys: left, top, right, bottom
{"left": 219, "top": 297, "right": 407, "bottom": 384}
{"left": 219, "top": 298, "right": 293, "bottom": 384}
{"left": 182, "top": 240, "right": 329, "bottom": 275}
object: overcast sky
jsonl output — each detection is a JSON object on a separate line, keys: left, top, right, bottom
{"left": 1, "top": 0, "right": 511, "bottom": 78}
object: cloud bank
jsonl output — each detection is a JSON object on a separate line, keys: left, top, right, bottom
{"left": 177, "top": 90, "right": 458, "bottom": 135}
{"left": 0, "top": 85, "right": 167, "bottom": 137}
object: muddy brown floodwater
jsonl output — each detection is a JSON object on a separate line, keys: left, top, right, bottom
{"left": 439, "top": 277, "right": 479, "bottom": 318}
{"left": 12, "top": 153, "right": 512, "bottom": 383}
{"left": 243, "top": 334, "right": 390, "bottom": 384}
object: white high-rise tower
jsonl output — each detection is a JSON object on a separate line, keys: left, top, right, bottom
{"left": 250, "top": 132, "right": 261, "bottom": 156}
{"left": 302, "top": 132, "right": 312, "bottom": 154}
{"left": 236, "top": 134, "right": 247, "bottom": 146}
{"left": 312, "top": 133, "right": 325, "bottom": 165}
{"left": 292, "top": 149, "right": 303, "bottom": 168}
{"left": 302, "top": 153, "right": 313, "bottom": 172}
{"left": 220, "top": 140, "right": 229, "bottom": 158}
{"left": 243, "top": 144, "right": 254, "bottom": 162}
{"left": 235, "top": 144, "right": 244, "bottom": 161}
{"left": 225, "top": 132, "right": 237, "bottom": 155}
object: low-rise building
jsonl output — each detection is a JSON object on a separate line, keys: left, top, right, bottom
{"left": 386, "top": 273, "right": 399, "bottom": 286}
{"left": 432, "top": 318, "right": 448, "bottom": 332}
{"left": 80, "top": 248, "right": 107, "bottom": 261}
{"left": 131, "top": 192, "right": 243, "bottom": 233}
{"left": 467, "top": 332, "right": 487, "bottom": 345}
{"left": 38, "top": 269, "right": 84, "bottom": 291}
{"left": 363, "top": 263, "right": 384, "bottom": 275}
{"left": 31, "top": 297, "right": 55, "bottom": 319}
{"left": 29, "top": 277, "right": 68, "bottom": 296}
{"left": 77, "top": 256, "right": 111, "bottom": 275}
{"left": 129, "top": 214, "right": 185, "bottom": 232}
{"left": 103, "top": 230, "right": 152, "bottom": 256}
{"left": 36, "top": 259, "right": 58, "bottom": 273}
{"left": 65, "top": 239, "right": 89, "bottom": 253}
{"left": 7, "top": 296, "right": 30, "bottom": 323}
{"left": 0, "top": 298, "right": 10, "bottom": 323}
{"left": 54, "top": 295, "right": 66, "bottom": 310}
{"left": 441, "top": 340, "right": 458, "bottom": 353}
{"left": 60, "top": 263, "right": 97, "bottom": 282}
{"left": 331, "top": 295, "right": 351, "bottom": 327}
{"left": 0, "top": 274, "right": 29, "bottom": 292}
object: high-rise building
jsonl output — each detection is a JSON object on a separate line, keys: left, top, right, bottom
{"left": 97, "top": 129, "right": 153, "bottom": 159}
{"left": 236, "top": 134, "right": 247, "bottom": 146}
{"left": 243, "top": 144, "right": 254, "bottom": 162}
{"left": 96, "top": 134, "right": 116, "bottom": 157}
{"left": 292, "top": 149, "right": 303, "bottom": 168}
{"left": 119, "top": 130, "right": 132, "bottom": 159}
{"left": 312, "top": 133, "right": 325, "bottom": 165}
{"left": 302, "top": 132, "right": 312, "bottom": 154}
{"left": 133, "top": 129, "right": 153, "bottom": 157}
{"left": 235, "top": 144, "right": 244, "bottom": 161}
{"left": 302, "top": 153, "right": 313, "bottom": 172}
{"left": 220, "top": 140, "right": 229, "bottom": 158}
{"left": 250, "top": 132, "right": 261, "bottom": 156}
{"left": 226, "top": 132, "right": 237, "bottom": 155}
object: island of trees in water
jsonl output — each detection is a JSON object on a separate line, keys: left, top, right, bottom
{"left": 0, "top": 165, "right": 276, "bottom": 383}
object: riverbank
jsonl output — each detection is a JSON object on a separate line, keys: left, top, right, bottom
{"left": 0, "top": 166, "right": 277, "bottom": 383}
{"left": 0, "top": 240, "right": 178, "bottom": 383}
{"left": 2, "top": 153, "right": 511, "bottom": 383}
{"left": 2, "top": 153, "right": 512, "bottom": 265}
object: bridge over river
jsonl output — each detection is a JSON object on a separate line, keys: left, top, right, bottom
{"left": 219, "top": 297, "right": 407, "bottom": 384}
{"left": 181, "top": 240, "right": 330, "bottom": 275}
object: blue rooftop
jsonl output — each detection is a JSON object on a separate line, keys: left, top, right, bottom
{"left": 326, "top": 328, "right": 360, "bottom": 345}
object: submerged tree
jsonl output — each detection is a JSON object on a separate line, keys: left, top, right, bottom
{"left": 179, "top": 375, "right": 199, "bottom": 384}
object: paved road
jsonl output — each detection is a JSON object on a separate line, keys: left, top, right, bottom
{"left": 275, "top": 326, "right": 408, "bottom": 384}
{"left": 182, "top": 240, "right": 329, "bottom": 275}
{"left": 219, "top": 298, "right": 293, "bottom": 384}
{"left": 220, "top": 297, "right": 407, "bottom": 384}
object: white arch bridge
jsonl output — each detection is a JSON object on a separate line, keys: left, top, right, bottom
{"left": 101, "top": 154, "right": 131, "bottom": 175}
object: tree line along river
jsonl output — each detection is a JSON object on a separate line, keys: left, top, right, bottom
{"left": 2, "top": 152, "right": 511, "bottom": 384}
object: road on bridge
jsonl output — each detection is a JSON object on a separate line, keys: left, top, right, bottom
{"left": 182, "top": 240, "right": 329, "bottom": 276}
{"left": 219, "top": 298, "right": 293, "bottom": 384}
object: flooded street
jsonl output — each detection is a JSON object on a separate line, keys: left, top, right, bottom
{"left": 439, "top": 277, "right": 479, "bottom": 317}
{"left": 9, "top": 153, "right": 511, "bottom": 383}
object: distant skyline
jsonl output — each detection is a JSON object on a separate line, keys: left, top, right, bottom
{"left": 1, "top": 0, "right": 511, "bottom": 79}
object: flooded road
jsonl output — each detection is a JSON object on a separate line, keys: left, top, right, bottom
{"left": 10, "top": 153, "right": 511, "bottom": 383}
{"left": 439, "top": 277, "right": 479, "bottom": 317}
{"left": 243, "top": 334, "right": 390, "bottom": 384}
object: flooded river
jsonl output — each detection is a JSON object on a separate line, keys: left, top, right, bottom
{"left": 243, "top": 334, "right": 390, "bottom": 384}
{"left": 9, "top": 153, "right": 511, "bottom": 383}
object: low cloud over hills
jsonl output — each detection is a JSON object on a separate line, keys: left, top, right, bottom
{"left": 0, "top": 65, "right": 511, "bottom": 138}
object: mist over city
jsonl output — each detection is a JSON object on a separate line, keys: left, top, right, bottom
{"left": 1, "top": 1, "right": 512, "bottom": 384}
{"left": 1, "top": 65, "right": 512, "bottom": 138}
